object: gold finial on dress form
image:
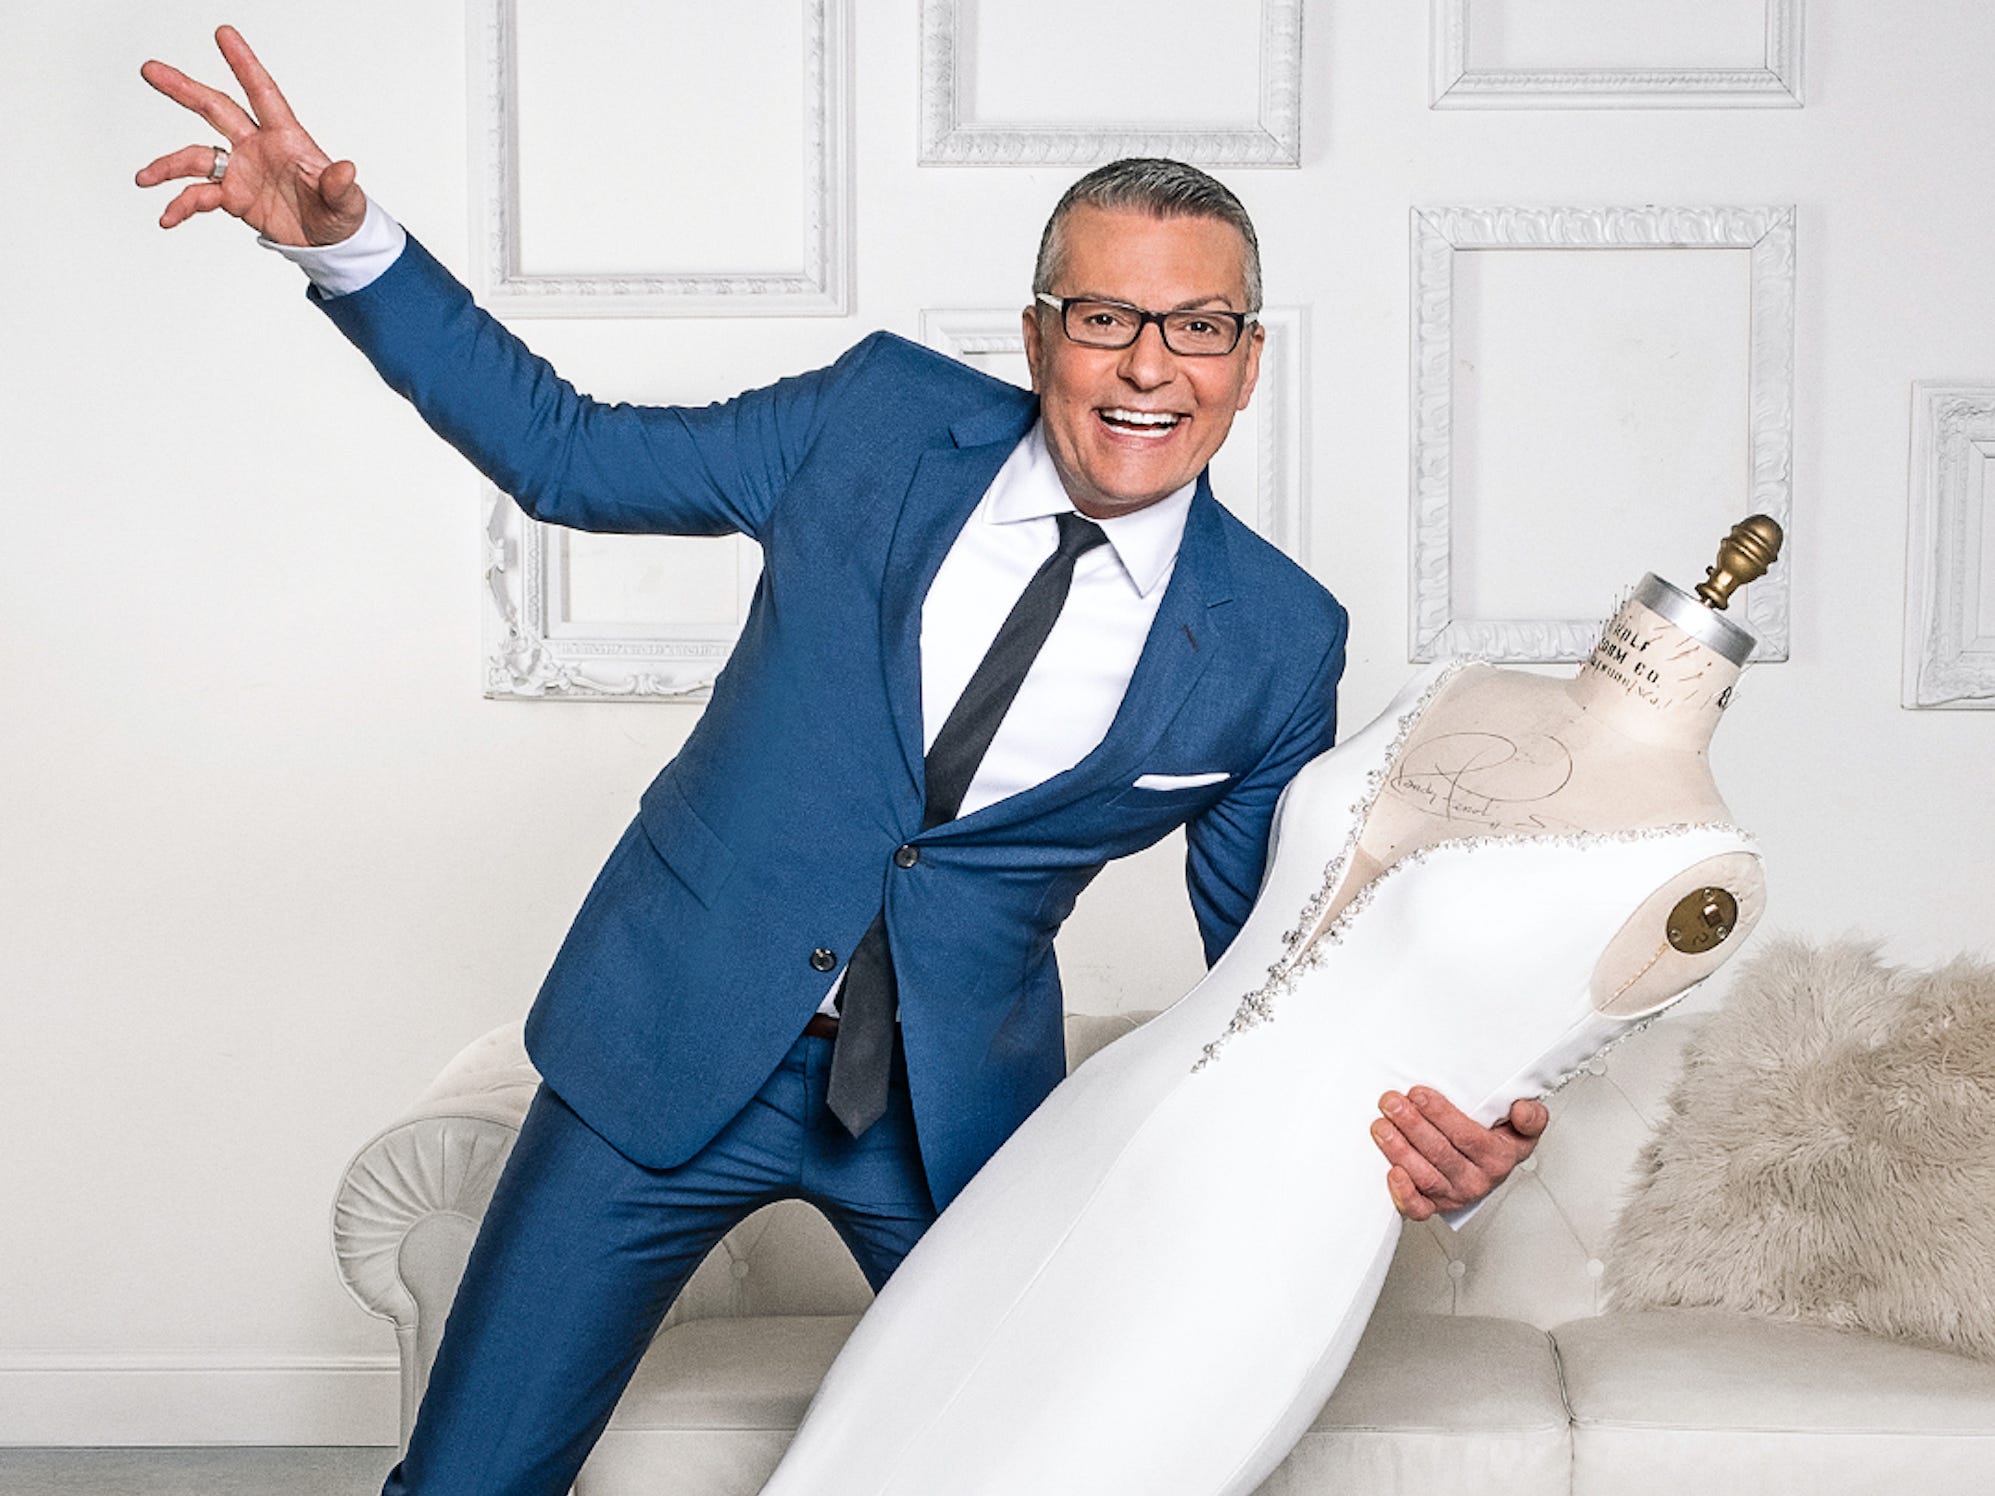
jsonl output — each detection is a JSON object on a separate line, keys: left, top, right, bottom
{"left": 1695, "top": 515, "right": 1784, "bottom": 610}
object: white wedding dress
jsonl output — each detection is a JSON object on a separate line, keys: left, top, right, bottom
{"left": 759, "top": 659, "right": 1761, "bottom": 1496}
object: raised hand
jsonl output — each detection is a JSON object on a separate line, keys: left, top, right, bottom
{"left": 1369, "top": 1088, "right": 1548, "bottom": 1222}
{"left": 136, "top": 25, "right": 365, "bottom": 246}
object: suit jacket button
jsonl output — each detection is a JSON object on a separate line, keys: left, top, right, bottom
{"left": 894, "top": 844, "right": 920, "bottom": 869}
{"left": 809, "top": 947, "right": 836, "bottom": 972}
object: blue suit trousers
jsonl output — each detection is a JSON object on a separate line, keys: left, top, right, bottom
{"left": 381, "top": 1030, "right": 935, "bottom": 1495}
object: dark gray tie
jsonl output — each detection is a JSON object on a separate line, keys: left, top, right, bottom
{"left": 827, "top": 512, "right": 1111, "bottom": 1136}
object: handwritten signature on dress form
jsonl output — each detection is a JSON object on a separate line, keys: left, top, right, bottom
{"left": 1386, "top": 731, "right": 1578, "bottom": 832}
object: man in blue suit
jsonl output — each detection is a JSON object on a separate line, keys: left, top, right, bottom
{"left": 141, "top": 29, "right": 1546, "bottom": 1493}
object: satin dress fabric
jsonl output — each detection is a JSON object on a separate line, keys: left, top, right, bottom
{"left": 759, "top": 659, "right": 1760, "bottom": 1496}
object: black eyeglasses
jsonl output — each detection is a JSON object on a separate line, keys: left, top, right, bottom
{"left": 1035, "top": 294, "right": 1256, "bottom": 357}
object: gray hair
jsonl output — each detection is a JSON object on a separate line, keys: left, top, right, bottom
{"left": 1032, "top": 157, "right": 1262, "bottom": 313}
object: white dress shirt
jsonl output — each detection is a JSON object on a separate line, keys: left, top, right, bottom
{"left": 269, "top": 209, "right": 1195, "bottom": 1017}
{"left": 918, "top": 423, "right": 1185, "bottom": 817}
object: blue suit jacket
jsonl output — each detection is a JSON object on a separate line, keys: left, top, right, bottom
{"left": 317, "top": 237, "right": 1348, "bottom": 1207}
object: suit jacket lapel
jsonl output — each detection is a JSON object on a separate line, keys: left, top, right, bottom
{"left": 877, "top": 398, "right": 1037, "bottom": 795}
{"left": 931, "top": 476, "right": 1237, "bottom": 839}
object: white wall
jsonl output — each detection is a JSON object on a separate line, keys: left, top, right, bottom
{"left": 4, "top": 0, "right": 1990, "bottom": 1445}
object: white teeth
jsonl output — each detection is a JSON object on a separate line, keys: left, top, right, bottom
{"left": 1101, "top": 408, "right": 1181, "bottom": 428}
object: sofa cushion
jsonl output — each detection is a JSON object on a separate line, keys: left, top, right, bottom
{"left": 1556, "top": 1307, "right": 1995, "bottom": 1496}
{"left": 580, "top": 1310, "right": 1569, "bottom": 1496}
{"left": 1263, "top": 1313, "right": 1570, "bottom": 1495}
{"left": 613, "top": 1314, "right": 861, "bottom": 1431}
{"left": 580, "top": 1316, "right": 860, "bottom": 1496}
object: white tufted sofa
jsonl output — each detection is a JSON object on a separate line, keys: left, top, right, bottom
{"left": 333, "top": 1012, "right": 1995, "bottom": 1494}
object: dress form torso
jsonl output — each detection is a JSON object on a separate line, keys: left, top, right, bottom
{"left": 760, "top": 573, "right": 1776, "bottom": 1496}
{"left": 1316, "top": 592, "right": 1764, "bottom": 1017}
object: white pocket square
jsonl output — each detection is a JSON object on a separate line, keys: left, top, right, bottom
{"left": 1131, "top": 771, "right": 1233, "bottom": 790}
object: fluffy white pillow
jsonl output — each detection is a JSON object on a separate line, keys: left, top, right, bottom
{"left": 1605, "top": 938, "right": 1995, "bottom": 1360}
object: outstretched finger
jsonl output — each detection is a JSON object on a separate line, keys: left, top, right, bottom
{"left": 136, "top": 144, "right": 228, "bottom": 189}
{"left": 139, "top": 59, "right": 257, "bottom": 142}
{"left": 159, "top": 180, "right": 225, "bottom": 230}
{"left": 216, "top": 25, "right": 299, "bottom": 129}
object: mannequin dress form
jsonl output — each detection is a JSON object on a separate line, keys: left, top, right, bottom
{"left": 759, "top": 520, "right": 1783, "bottom": 1496}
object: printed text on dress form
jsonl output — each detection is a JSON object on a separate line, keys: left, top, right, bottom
{"left": 1581, "top": 612, "right": 1730, "bottom": 714}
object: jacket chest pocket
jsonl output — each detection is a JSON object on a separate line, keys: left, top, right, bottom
{"left": 1103, "top": 778, "right": 1231, "bottom": 818}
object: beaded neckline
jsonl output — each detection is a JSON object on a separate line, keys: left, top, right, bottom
{"left": 1191, "top": 659, "right": 1754, "bottom": 1072}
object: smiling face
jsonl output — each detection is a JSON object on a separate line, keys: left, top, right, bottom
{"left": 1022, "top": 204, "right": 1264, "bottom": 521}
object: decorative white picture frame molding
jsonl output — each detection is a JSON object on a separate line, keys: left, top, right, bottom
{"left": 1409, "top": 204, "right": 1796, "bottom": 664}
{"left": 470, "top": 0, "right": 851, "bottom": 316}
{"left": 1430, "top": 0, "right": 1804, "bottom": 110}
{"left": 1902, "top": 383, "right": 1995, "bottom": 709}
{"left": 918, "top": 0, "right": 1305, "bottom": 166}
{"left": 918, "top": 306, "right": 1309, "bottom": 559}
{"left": 482, "top": 492, "right": 759, "bottom": 701}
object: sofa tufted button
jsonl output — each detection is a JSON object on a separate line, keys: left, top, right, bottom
{"left": 1518, "top": 1155, "right": 1538, "bottom": 1174}
{"left": 1586, "top": 1056, "right": 1609, "bottom": 1076}
{"left": 1446, "top": 1260, "right": 1467, "bottom": 1280}
{"left": 731, "top": 1260, "right": 752, "bottom": 1281}
{"left": 1585, "top": 1258, "right": 1605, "bottom": 1278}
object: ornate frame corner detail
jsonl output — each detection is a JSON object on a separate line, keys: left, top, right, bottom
{"left": 1903, "top": 384, "right": 1995, "bottom": 709}
{"left": 481, "top": 488, "right": 748, "bottom": 702}
{"left": 473, "top": 0, "right": 851, "bottom": 316}
{"left": 1408, "top": 204, "right": 1796, "bottom": 664}
{"left": 919, "top": 0, "right": 1305, "bottom": 166}
{"left": 1430, "top": 0, "right": 1803, "bottom": 110}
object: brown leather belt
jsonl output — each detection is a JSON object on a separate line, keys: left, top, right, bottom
{"left": 803, "top": 1013, "right": 840, "bottom": 1040}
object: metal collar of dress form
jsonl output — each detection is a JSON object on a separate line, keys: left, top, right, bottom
{"left": 1632, "top": 573, "right": 1757, "bottom": 667}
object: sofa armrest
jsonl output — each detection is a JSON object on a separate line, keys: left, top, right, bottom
{"left": 330, "top": 1022, "right": 539, "bottom": 1446}
{"left": 332, "top": 1009, "right": 1161, "bottom": 1448}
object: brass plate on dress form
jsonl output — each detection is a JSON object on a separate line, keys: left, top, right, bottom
{"left": 1667, "top": 887, "right": 1739, "bottom": 954}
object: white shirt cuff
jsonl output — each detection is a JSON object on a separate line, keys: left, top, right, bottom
{"left": 259, "top": 196, "right": 407, "bottom": 298}
{"left": 1437, "top": 1193, "right": 1492, "bottom": 1233}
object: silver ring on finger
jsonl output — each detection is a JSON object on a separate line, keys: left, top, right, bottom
{"left": 208, "top": 146, "right": 230, "bottom": 183}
